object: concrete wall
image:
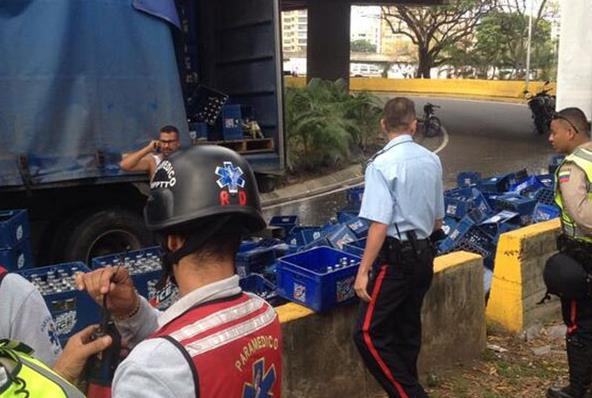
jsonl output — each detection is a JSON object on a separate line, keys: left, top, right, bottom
{"left": 277, "top": 251, "right": 486, "bottom": 398}
{"left": 284, "top": 77, "right": 556, "bottom": 101}
{"left": 486, "top": 219, "right": 562, "bottom": 333}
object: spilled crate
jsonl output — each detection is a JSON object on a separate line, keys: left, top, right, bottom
{"left": 276, "top": 246, "right": 361, "bottom": 312}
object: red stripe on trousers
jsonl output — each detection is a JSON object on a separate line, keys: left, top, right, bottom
{"left": 568, "top": 300, "right": 578, "bottom": 334}
{"left": 362, "top": 265, "right": 409, "bottom": 398}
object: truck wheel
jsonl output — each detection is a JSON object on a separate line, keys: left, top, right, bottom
{"left": 60, "top": 209, "right": 153, "bottom": 264}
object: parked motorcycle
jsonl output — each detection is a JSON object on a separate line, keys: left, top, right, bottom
{"left": 418, "top": 103, "right": 443, "bottom": 138}
{"left": 525, "top": 81, "right": 556, "bottom": 135}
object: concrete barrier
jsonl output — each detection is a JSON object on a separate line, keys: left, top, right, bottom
{"left": 284, "top": 77, "right": 556, "bottom": 101}
{"left": 277, "top": 251, "right": 485, "bottom": 398}
{"left": 486, "top": 219, "right": 562, "bottom": 333}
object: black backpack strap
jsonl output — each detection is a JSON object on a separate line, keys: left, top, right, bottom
{"left": 159, "top": 336, "right": 200, "bottom": 398}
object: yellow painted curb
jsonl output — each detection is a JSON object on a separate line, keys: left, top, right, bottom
{"left": 485, "top": 219, "right": 560, "bottom": 332}
{"left": 284, "top": 77, "right": 556, "bottom": 101}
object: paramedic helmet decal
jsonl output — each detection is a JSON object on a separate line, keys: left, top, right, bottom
{"left": 144, "top": 145, "right": 266, "bottom": 234}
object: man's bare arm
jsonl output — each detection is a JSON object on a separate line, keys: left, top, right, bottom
{"left": 120, "top": 141, "right": 158, "bottom": 173}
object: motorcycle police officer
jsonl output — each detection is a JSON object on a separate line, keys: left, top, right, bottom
{"left": 546, "top": 107, "right": 592, "bottom": 398}
{"left": 353, "top": 97, "right": 444, "bottom": 398}
{"left": 76, "top": 145, "right": 282, "bottom": 397}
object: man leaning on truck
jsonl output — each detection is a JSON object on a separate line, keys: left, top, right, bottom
{"left": 119, "top": 125, "right": 181, "bottom": 178}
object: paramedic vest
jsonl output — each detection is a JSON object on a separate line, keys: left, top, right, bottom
{"left": 555, "top": 147, "right": 592, "bottom": 243}
{"left": 152, "top": 292, "right": 282, "bottom": 398}
{"left": 0, "top": 340, "right": 84, "bottom": 398}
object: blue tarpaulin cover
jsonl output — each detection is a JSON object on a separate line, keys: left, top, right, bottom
{"left": 0, "top": 0, "right": 187, "bottom": 187}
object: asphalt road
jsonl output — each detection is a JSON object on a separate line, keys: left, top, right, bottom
{"left": 262, "top": 96, "right": 556, "bottom": 225}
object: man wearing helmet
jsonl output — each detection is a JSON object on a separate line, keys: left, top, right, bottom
{"left": 76, "top": 145, "right": 282, "bottom": 397}
{"left": 545, "top": 107, "right": 592, "bottom": 398}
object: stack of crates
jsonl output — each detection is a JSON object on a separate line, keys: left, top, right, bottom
{"left": 0, "top": 209, "right": 34, "bottom": 271}
{"left": 269, "top": 215, "right": 299, "bottom": 236}
{"left": 18, "top": 262, "right": 100, "bottom": 345}
{"left": 276, "top": 246, "right": 362, "bottom": 312}
{"left": 239, "top": 273, "right": 281, "bottom": 306}
{"left": 91, "top": 246, "right": 178, "bottom": 310}
{"left": 235, "top": 246, "right": 276, "bottom": 278}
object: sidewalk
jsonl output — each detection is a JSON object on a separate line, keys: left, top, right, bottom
{"left": 260, "top": 163, "right": 364, "bottom": 207}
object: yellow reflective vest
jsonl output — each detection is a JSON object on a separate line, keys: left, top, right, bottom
{"left": 0, "top": 340, "right": 84, "bottom": 398}
{"left": 554, "top": 147, "right": 592, "bottom": 243}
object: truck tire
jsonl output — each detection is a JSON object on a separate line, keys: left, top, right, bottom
{"left": 59, "top": 208, "right": 153, "bottom": 263}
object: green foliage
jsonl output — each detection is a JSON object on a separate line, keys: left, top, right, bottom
{"left": 285, "top": 79, "right": 382, "bottom": 172}
{"left": 351, "top": 39, "right": 377, "bottom": 53}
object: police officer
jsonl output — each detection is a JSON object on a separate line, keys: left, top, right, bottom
{"left": 76, "top": 145, "right": 282, "bottom": 398}
{"left": 546, "top": 107, "right": 592, "bottom": 398}
{"left": 353, "top": 97, "right": 444, "bottom": 398}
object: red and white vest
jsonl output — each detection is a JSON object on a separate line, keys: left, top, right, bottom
{"left": 151, "top": 292, "right": 282, "bottom": 398}
{"left": 0, "top": 266, "right": 7, "bottom": 286}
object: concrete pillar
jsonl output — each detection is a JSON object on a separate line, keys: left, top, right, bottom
{"left": 306, "top": 0, "right": 350, "bottom": 84}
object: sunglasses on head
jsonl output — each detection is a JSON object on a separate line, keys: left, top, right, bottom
{"left": 552, "top": 113, "right": 581, "bottom": 135}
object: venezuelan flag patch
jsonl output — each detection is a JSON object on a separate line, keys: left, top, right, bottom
{"left": 558, "top": 171, "right": 571, "bottom": 183}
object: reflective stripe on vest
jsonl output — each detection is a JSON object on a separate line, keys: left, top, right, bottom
{"left": 0, "top": 340, "right": 84, "bottom": 398}
{"left": 151, "top": 293, "right": 282, "bottom": 398}
{"left": 554, "top": 147, "right": 592, "bottom": 243}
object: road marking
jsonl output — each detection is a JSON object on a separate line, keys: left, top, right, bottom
{"left": 262, "top": 129, "right": 450, "bottom": 211}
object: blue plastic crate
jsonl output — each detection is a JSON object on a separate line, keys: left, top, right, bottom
{"left": 532, "top": 203, "right": 560, "bottom": 222}
{"left": 479, "top": 210, "right": 520, "bottom": 241}
{"left": 438, "top": 216, "right": 475, "bottom": 253}
{"left": 535, "top": 174, "right": 554, "bottom": 188}
{"left": 286, "top": 226, "right": 323, "bottom": 247}
{"left": 457, "top": 171, "right": 481, "bottom": 188}
{"left": 442, "top": 217, "right": 458, "bottom": 237}
{"left": 322, "top": 224, "right": 357, "bottom": 250}
{"left": 343, "top": 238, "right": 367, "bottom": 257}
{"left": 0, "top": 209, "right": 30, "bottom": 250}
{"left": 277, "top": 246, "right": 362, "bottom": 312}
{"left": 0, "top": 239, "right": 34, "bottom": 271}
{"left": 444, "top": 196, "right": 473, "bottom": 219}
{"left": 345, "top": 186, "right": 364, "bottom": 207}
{"left": 269, "top": 215, "right": 299, "bottom": 235}
{"left": 236, "top": 246, "right": 276, "bottom": 278}
{"left": 221, "top": 104, "right": 244, "bottom": 140}
{"left": 481, "top": 191, "right": 501, "bottom": 208}
{"left": 456, "top": 227, "right": 496, "bottom": 270}
{"left": 533, "top": 187, "right": 555, "bottom": 206}
{"left": 494, "top": 194, "right": 537, "bottom": 225}
{"left": 239, "top": 273, "right": 281, "bottom": 305}
{"left": 479, "top": 176, "right": 506, "bottom": 193}
{"left": 90, "top": 246, "right": 175, "bottom": 309}
{"left": 336, "top": 210, "right": 359, "bottom": 224}
{"left": 510, "top": 175, "right": 545, "bottom": 196}
{"left": 345, "top": 217, "right": 369, "bottom": 238}
{"left": 239, "top": 240, "right": 261, "bottom": 253}
{"left": 18, "top": 262, "right": 101, "bottom": 345}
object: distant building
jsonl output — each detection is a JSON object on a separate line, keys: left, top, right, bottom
{"left": 282, "top": 9, "right": 308, "bottom": 54}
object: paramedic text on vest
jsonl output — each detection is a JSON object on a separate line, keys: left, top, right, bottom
{"left": 76, "top": 145, "right": 283, "bottom": 398}
{"left": 353, "top": 97, "right": 445, "bottom": 398}
{"left": 547, "top": 107, "right": 592, "bottom": 398}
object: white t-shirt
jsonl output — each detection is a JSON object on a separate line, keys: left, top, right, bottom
{"left": 0, "top": 273, "right": 62, "bottom": 366}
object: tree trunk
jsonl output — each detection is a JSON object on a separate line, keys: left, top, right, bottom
{"left": 417, "top": 46, "right": 432, "bottom": 79}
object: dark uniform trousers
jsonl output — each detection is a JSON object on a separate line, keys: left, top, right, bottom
{"left": 354, "top": 240, "right": 434, "bottom": 398}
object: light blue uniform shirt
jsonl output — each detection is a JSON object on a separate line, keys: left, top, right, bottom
{"left": 359, "top": 134, "right": 445, "bottom": 240}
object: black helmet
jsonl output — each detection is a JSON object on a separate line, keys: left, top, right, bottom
{"left": 543, "top": 252, "right": 591, "bottom": 299}
{"left": 144, "top": 145, "right": 266, "bottom": 234}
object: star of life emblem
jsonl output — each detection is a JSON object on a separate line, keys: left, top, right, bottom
{"left": 242, "top": 358, "right": 277, "bottom": 398}
{"left": 215, "top": 161, "right": 246, "bottom": 194}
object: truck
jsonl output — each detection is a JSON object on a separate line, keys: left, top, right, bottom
{"left": 0, "top": 0, "right": 285, "bottom": 265}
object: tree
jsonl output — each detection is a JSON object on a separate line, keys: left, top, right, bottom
{"left": 351, "top": 39, "right": 377, "bottom": 53}
{"left": 381, "top": 0, "right": 495, "bottom": 78}
{"left": 471, "top": 0, "right": 556, "bottom": 80}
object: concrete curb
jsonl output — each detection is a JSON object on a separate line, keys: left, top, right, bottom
{"left": 261, "top": 163, "right": 365, "bottom": 208}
